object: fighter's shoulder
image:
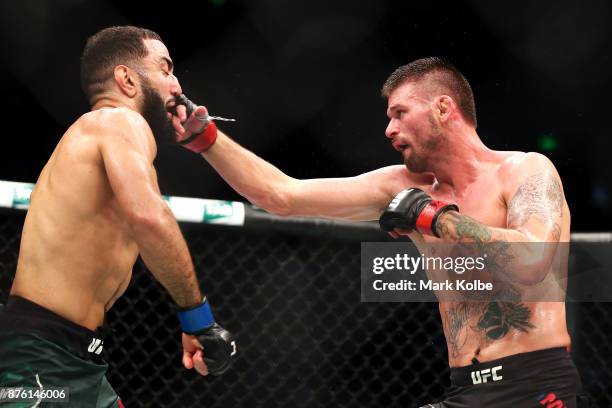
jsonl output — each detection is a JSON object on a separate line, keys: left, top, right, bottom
{"left": 498, "top": 151, "right": 558, "bottom": 178}
{"left": 496, "top": 151, "right": 562, "bottom": 201}
{"left": 77, "top": 108, "right": 150, "bottom": 139}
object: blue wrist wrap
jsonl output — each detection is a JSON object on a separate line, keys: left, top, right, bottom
{"left": 177, "top": 299, "right": 215, "bottom": 334}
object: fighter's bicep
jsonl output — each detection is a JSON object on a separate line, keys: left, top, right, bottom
{"left": 289, "top": 166, "right": 407, "bottom": 220}
{"left": 506, "top": 170, "right": 564, "bottom": 241}
{"left": 100, "top": 134, "right": 161, "bottom": 218}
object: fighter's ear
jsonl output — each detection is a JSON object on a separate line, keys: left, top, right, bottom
{"left": 435, "top": 95, "right": 454, "bottom": 123}
{"left": 113, "top": 65, "right": 138, "bottom": 98}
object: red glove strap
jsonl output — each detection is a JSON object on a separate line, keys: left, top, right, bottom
{"left": 416, "top": 200, "right": 455, "bottom": 237}
{"left": 179, "top": 121, "right": 218, "bottom": 153}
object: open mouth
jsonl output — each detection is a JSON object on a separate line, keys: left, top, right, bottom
{"left": 166, "top": 98, "right": 179, "bottom": 114}
{"left": 392, "top": 141, "right": 410, "bottom": 152}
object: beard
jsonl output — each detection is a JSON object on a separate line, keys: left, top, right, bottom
{"left": 403, "top": 148, "right": 429, "bottom": 173}
{"left": 403, "top": 113, "right": 444, "bottom": 173}
{"left": 139, "top": 76, "right": 175, "bottom": 145}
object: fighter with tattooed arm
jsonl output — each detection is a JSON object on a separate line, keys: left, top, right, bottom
{"left": 171, "top": 57, "right": 581, "bottom": 407}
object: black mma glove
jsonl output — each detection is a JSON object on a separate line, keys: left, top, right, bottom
{"left": 171, "top": 94, "right": 218, "bottom": 153}
{"left": 178, "top": 297, "right": 236, "bottom": 375}
{"left": 379, "top": 188, "right": 458, "bottom": 237}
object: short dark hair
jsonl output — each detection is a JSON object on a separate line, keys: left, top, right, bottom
{"left": 80, "top": 26, "right": 162, "bottom": 103}
{"left": 381, "top": 57, "right": 477, "bottom": 127}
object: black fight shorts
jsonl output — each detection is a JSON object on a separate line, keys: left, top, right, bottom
{"left": 419, "top": 347, "right": 586, "bottom": 408}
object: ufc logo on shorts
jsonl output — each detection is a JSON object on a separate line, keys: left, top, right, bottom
{"left": 87, "top": 337, "right": 104, "bottom": 355}
{"left": 470, "top": 365, "right": 503, "bottom": 384}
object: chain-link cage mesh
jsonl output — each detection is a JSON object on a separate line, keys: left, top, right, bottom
{"left": 0, "top": 211, "right": 610, "bottom": 407}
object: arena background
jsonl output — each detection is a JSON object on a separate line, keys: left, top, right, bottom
{"left": 1, "top": 0, "right": 611, "bottom": 407}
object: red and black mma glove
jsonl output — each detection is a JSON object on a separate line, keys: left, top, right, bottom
{"left": 172, "top": 94, "right": 218, "bottom": 153}
{"left": 177, "top": 297, "right": 236, "bottom": 375}
{"left": 379, "top": 188, "right": 459, "bottom": 237}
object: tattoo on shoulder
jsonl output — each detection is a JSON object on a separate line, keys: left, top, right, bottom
{"left": 508, "top": 173, "right": 563, "bottom": 229}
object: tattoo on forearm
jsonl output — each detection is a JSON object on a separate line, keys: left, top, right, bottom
{"left": 439, "top": 211, "right": 493, "bottom": 244}
{"left": 440, "top": 212, "right": 516, "bottom": 279}
{"left": 455, "top": 215, "right": 492, "bottom": 244}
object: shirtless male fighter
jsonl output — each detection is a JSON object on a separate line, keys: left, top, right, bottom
{"left": 171, "top": 57, "right": 581, "bottom": 407}
{"left": 0, "top": 26, "right": 235, "bottom": 407}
